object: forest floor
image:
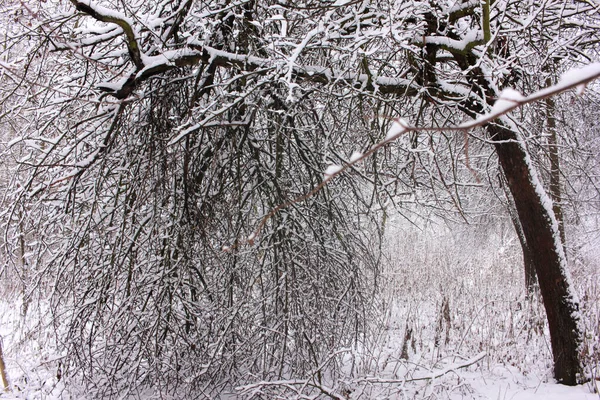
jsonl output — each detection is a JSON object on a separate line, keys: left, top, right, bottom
{"left": 0, "top": 297, "right": 598, "bottom": 399}
{"left": 1, "top": 225, "right": 598, "bottom": 399}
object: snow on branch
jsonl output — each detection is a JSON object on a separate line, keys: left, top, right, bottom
{"left": 455, "top": 63, "right": 600, "bottom": 129}
{"left": 96, "top": 41, "right": 417, "bottom": 99}
{"left": 69, "top": 0, "right": 417, "bottom": 101}
{"left": 70, "top": 0, "right": 143, "bottom": 69}
{"left": 358, "top": 352, "right": 486, "bottom": 384}
{"left": 236, "top": 379, "right": 345, "bottom": 399}
{"left": 424, "top": 30, "right": 483, "bottom": 54}
{"left": 236, "top": 62, "right": 600, "bottom": 250}
{"left": 235, "top": 352, "right": 486, "bottom": 397}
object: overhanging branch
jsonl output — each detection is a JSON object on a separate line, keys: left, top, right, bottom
{"left": 70, "top": 0, "right": 144, "bottom": 69}
{"left": 97, "top": 44, "right": 418, "bottom": 99}
{"left": 240, "top": 62, "right": 600, "bottom": 248}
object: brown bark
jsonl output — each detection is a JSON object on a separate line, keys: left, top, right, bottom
{"left": 501, "top": 173, "right": 538, "bottom": 293}
{"left": 0, "top": 336, "right": 9, "bottom": 391}
{"left": 545, "top": 82, "right": 567, "bottom": 249}
{"left": 489, "top": 123, "right": 581, "bottom": 385}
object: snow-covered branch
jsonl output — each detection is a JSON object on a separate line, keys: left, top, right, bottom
{"left": 70, "top": 0, "right": 143, "bottom": 69}
{"left": 96, "top": 43, "right": 417, "bottom": 99}
{"left": 358, "top": 352, "right": 486, "bottom": 384}
{"left": 242, "top": 62, "right": 600, "bottom": 248}
{"left": 236, "top": 379, "right": 345, "bottom": 400}
{"left": 68, "top": 2, "right": 416, "bottom": 99}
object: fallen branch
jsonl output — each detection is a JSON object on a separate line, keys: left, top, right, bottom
{"left": 357, "top": 351, "right": 486, "bottom": 384}
{"left": 236, "top": 379, "right": 346, "bottom": 400}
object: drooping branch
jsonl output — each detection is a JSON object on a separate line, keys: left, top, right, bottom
{"left": 243, "top": 63, "right": 600, "bottom": 247}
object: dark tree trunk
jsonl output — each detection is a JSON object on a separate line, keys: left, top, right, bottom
{"left": 545, "top": 84, "right": 567, "bottom": 249}
{"left": 501, "top": 173, "right": 538, "bottom": 293}
{"left": 488, "top": 123, "right": 581, "bottom": 385}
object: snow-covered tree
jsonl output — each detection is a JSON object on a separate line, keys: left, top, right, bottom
{"left": 1, "top": 0, "right": 599, "bottom": 394}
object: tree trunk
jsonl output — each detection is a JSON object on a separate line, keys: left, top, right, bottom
{"left": 545, "top": 81, "right": 567, "bottom": 249}
{"left": 488, "top": 123, "right": 581, "bottom": 385}
{"left": 0, "top": 336, "right": 9, "bottom": 391}
{"left": 500, "top": 173, "right": 538, "bottom": 293}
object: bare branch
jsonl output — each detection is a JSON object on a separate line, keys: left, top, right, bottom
{"left": 357, "top": 352, "right": 486, "bottom": 384}
{"left": 241, "top": 63, "right": 600, "bottom": 248}
{"left": 70, "top": 0, "right": 143, "bottom": 69}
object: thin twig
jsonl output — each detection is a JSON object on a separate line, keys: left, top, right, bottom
{"left": 236, "top": 63, "right": 600, "bottom": 249}
{"left": 356, "top": 351, "right": 486, "bottom": 384}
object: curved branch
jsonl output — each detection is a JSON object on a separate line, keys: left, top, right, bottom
{"left": 98, "top": 44, "right": 418, "bottom": 99}
{"left": 70, "top": 0, "right": 143, "bottom": 69}
{"left": 240, "top": 62, "right": 600, "bottom": 248}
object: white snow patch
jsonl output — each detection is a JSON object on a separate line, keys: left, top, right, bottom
{"left": 97, "top": 74, "right": 131, "bottom": 92}
{"left": 136, "top": 48, "right": 201, "bottom": 78}
{"left": 499, "top": 88, "right": 525, "bottom": 102}
{"left": 425, "top": 30, "right": 482, "bottom": 51}
{"left": 490, "top": 88, "right": 525, "bottom": 115}
{"left": 386, "top": 119, "right": 409, "bottom": 140}
{"left": 349, "top": 151, "right": 363, "bottom": 163}
{"left": 324, "top": 164, "right": 342, "bottom": 177}
{"left": 533, "top": 63, "right": 600, "bottom": 99}
{"left": 74, "top": 150, "right": 99, "bottom": 168}
{"left": 559, "top": 63, "right": 600, "bottom": 95}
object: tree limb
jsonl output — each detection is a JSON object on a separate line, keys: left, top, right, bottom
{"left": 241, "top": 63, "right": 600, "bottom": 248}
{"left": 70, "top": 0, "right": 143, "bottom": 69}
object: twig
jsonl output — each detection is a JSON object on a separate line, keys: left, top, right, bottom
{"left": 235, "top": 63, "right": 600, "bottom": 249}
{"left": 236, "top": 379, "right": 346, "bottom": 400}
{"left": 357, "top": 351, "right": 486, "bottom": 384}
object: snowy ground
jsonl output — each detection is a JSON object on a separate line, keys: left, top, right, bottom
{"left": 2, "top": 296, "right": 598, "bottom": 399}
{"left": 1, "top": 225, "right": 598, "bottom": 399}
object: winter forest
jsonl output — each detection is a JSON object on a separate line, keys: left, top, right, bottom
{"left": 0, "top": 0, "right": 599, "bottom": 398}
